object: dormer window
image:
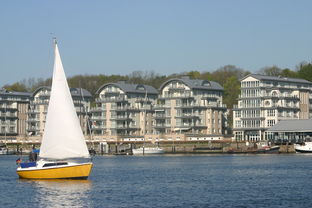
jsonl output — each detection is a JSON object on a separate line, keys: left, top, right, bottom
{"left": 136, "top": 85, "right": 145, "bottom": 91}
{"left": 202, "top": 81, "right": 211, "bottom": 87}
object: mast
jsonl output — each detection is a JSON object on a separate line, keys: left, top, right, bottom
{"left": 80, "top": 86, "right": 95, "bottom": 152}
{"left": 4, "top": 101, "right": 7, "bottom": 154}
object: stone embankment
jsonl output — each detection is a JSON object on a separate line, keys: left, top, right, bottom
{"left": 2, "top": 141, "right": 296, "bottom": 155}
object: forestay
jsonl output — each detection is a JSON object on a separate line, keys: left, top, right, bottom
{"left": 39, "top": 43, "right": 90, "bottom": 159}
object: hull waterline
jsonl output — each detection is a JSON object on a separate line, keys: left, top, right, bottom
{"left": 17, "top": 163, "right": 93, "bottom": 179}
{"left": 295, "top": 148, "right": 312, "bottom": 153}
{"left": 295, "top": 142, "right": 312, "bottom": 153}
{"left": 132, "top": 147, "right": 165, "bottom": 155}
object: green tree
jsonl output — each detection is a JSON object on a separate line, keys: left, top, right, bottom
{"left": 187, "top": 71, "right": 201, "bottom": 79}
{"left": 211, "top": 65, "right": 249, "bottom": 85}
{"left": 3, "top": 82, "right": 27, "bottom": 92}
{"left": 258, "top": 65, "right": 282, "bottom": 76}
{"left": 223, "top": 76, "right": 241, "bottom": 129}
{"left": 298, "top": 63, "right": 312, "bottom": 81}
{"left": 223, "top": 76, "right": 240, "bottom": 109}
{"left": 280, "top": 68, "right": 298, "bottom": 78}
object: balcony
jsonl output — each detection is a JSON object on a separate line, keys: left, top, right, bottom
{"left": 201, "top": 96, "right": 219, "bottom": 100}
{"left": 175, "top": 103, "right": 226, "bottom": 109}
{"left": 90, "top": 116, "right": 104, "bottom": 121}
{"left": 154, "top": 105, "right": 170, "bottom": 109}
{"left": 175, "top": 114, "right": 200, "bottom": 119}
{"left": 114, "top": 107, "right": 141, "bottom": 112}
{"left": 157, "top": 94, "right": 193, "bottom": 99}
{"left": 0, "top": 113, "right": 17, "bottom": 118}
{"left": 240, "top": 116, "right": 265, "bottom": 120}
{"left": 115, "top": 125, "right": 139, "bottom": 130}
{"left": 90, "top": 107, "right": 105, "bottom": 113}
{"left": 28, "top": 110, "right": 40, "bottom": 114}
{"left": 154, "top": 124, "right": 170, "bottom": 129}
{"left": 0, "top": 106, "right": 17, "bottom": 110}
{"left": 112, "top": 116, "right": 132, "bottom": 121}
{"left": 95, "top": 96, "right": 126, "bottom": 103}
{"left": 239, "top": 94, "right": 300, "bottom": 100}
{"left": 27, "top": 126, "right": 40, "bottom": 131}
{"left": 91, "top": 125, "right": 104, "bottom": 130}
{"left": 27, "top": 118, "right": 40, "bottom": 122}
{"left": 233, "top": 104, "right": 299, "bottom": 110}
{"left": 241, "top": 83, "right": 309, "bottom": 90}
{"left": 31, "top": 100, "right": 49, "bottom": 105}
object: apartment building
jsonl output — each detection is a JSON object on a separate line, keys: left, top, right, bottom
{"left": 90, "top": 81, "right": 158, "bottom": 138}
{"left": 27, "top": 86, "right": 92, "bottom": 136}
{"left": 0, "top": 89, "right": 31, "bottom": 141}
{"left": 155, "top": 76, "right": 227, "bottom": 136}
{"left": 233, "top": 74, "right": 312, "bottom": 141}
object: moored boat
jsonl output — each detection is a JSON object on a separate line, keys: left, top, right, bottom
{"left": 132, "top": 147, "right": 165, "bottom": 155}
{"left": 295, "top": 142, "right": 312, "bottom": 153}
{"left": 254, "top": 145, "right": 280, "bottom": 153}
{"left": 227, "top": 145, "right": 280, "bottom": 154}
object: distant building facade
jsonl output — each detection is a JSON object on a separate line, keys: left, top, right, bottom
{"left": 155, "top": 76, "right": 227, "bottom": 136}
{"left": 267, "top": 119, "right": 312, "bottom": 144}
{"left": 27, "top": 86, "right": 92, "bottom": 136}
{"left": 0, "top": 89, "right": 31, "bottom": 141}
{"left": 90, "top": 81, "right": 158, "bottom": 138}
{"left": 3, "top": 76, "right": 229, "bottom": 143}
{"left": 233, "top": 74, "right": 312, "bottom": 141}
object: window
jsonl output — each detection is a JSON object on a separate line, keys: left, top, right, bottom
{"left": 267, "top": 110, "right": 275, "bottom": 117}
{"left": 43, "top": 162, "right": 68, "bottom": 167}
{"left": 235, "top": 121, "right": 241, "bottom": 128}
{"left": 235, "top": 111, "right": 241, "bottom": 118}
{"left": 267, "top": 120, "right": 275, "bottom": 127}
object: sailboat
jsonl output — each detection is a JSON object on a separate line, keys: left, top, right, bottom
{"left": 16, "top": 40, "right": 93, "bottom": 179}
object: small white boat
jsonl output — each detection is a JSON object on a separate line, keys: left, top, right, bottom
{"left": 132, "top": 147, "right": 165, "bottom": 155}
{"left": 295, "top": 142, "right": 312, "bottom": 153}
{"left": 0, "top": 146, "right": 15, "bottom": 155}
{"left": 0, "top": 147, "right": 7, "bottom": 155}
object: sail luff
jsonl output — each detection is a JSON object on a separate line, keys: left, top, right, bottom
{"left": 39, "top": 42, "right": 90, "bottom": 159}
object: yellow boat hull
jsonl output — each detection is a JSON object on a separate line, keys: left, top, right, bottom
{"left": 17, "top": 163, "right": 93, "bottom": 179}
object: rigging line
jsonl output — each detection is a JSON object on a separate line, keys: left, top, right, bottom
{"left": 80, "top": 86, "right": 95, "bottom": 152}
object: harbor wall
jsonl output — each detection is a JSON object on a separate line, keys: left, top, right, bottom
{"left": 2, "top": 141, "right": 295, "bottom": 155}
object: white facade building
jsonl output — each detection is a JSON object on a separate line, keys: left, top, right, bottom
{"left": 155, "top": 76, "right": 227, "bottom": 136}
{"left": 90, "top": 81, "right": 158, "bottom": 137}
{"left": 233, "top": 74, "right": 312, "bottom": 141}
{"left": 0, "top": 89, "right": 31, "bottom": 141}
{"left": 27, "top": 86, "right": 92, "bottom": 136}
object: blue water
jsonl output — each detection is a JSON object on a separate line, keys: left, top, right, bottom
{"left": 2, "top": 154, "right": 312, "bottom": 208}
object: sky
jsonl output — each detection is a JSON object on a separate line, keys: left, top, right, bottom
{"left": 1, "top": 0, "right": 312, "bottom": 86}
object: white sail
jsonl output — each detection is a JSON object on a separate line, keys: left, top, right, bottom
{"left": 39, "top": 42, "right": 90, "bottom": 159}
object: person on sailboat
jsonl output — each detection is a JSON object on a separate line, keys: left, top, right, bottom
{"left": 28, "top": 147, "right": 38, "bottom": 162}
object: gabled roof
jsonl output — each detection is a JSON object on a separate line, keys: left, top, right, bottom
{"left": 96, "top": 81, "right": 158, "bottom": 95}
{"left": 0, "top": 88, "right": 31, "bottom": 97}
{"left": 159, "top": 76, "right": 223, "bottom": 91}
{"left": 268, "top": 119, "right": 312, "bottom": 132}
{"left": 32, "top": 86, "right": 92, "bottom": 97}
{"left": 70, "top": 88, "right": 92, "bottom": 97}
{"left": 241, "top": 74, "right": 312, "bottom": 84}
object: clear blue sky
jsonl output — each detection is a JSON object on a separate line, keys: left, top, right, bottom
{"left": 1, "top": 0, "right": 312, "bottom": 86}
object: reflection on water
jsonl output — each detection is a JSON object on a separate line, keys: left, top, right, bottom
{"left": 20, "top": 179, "right": 92, "bottom": 208}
